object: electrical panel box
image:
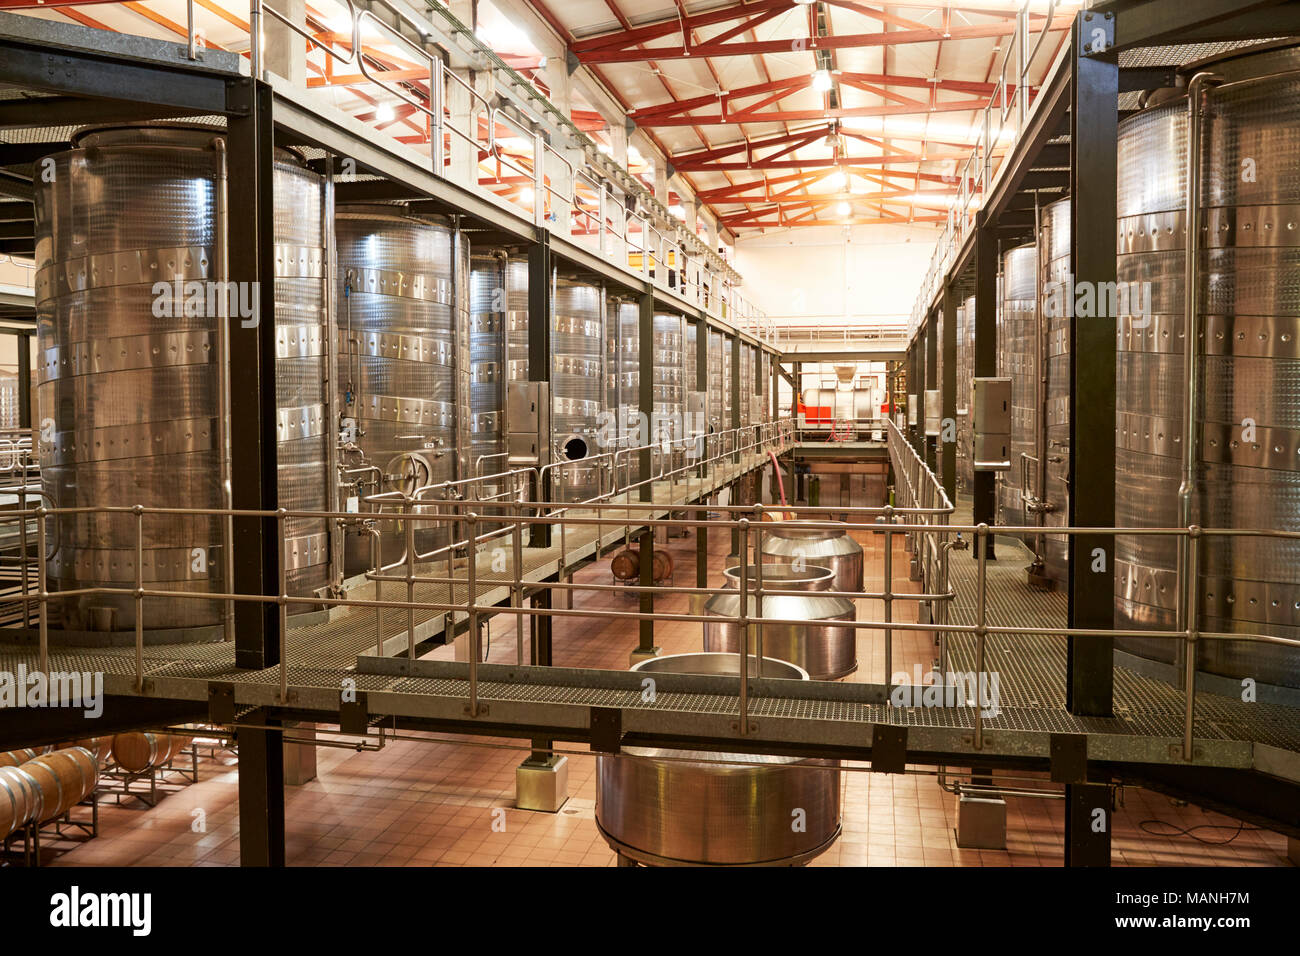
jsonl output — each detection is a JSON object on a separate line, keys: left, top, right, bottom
{"left": 972, "top": 376, "right": 1011, "bottom": 472}
{"left": 507, "top": 381, "right": 550, "bottom": 467}
{"left": 924, "top": 389, "right": 941, "bottom": 437}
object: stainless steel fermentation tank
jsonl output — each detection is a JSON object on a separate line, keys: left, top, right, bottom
{"left": 468, "top": 250, "right": 515, "bottom": 533}
{"left": 703, "top": 563, "right": 858, "bottom": 679}
{"left": 707, "top": 327, "right": 724, "bottom": 454}
{"left": 998, "top": 242, "right": 1037, "bottom": 533}
{"left": 609, "top": 294, "right": 638, "bottom": 448}
{"left": 551, "top": 277, "right": 605, "bottom": 501}
{"left": 652, "top": 312, "right": 685, "bottom": 471}
{"left": 336, "top": 206, "right": 468, "bottom": 567}
{"left": 596, "top": 652, "right": 841, "bottom": 866}
{"left": 956, "top": 295, "right": 975, "bottom": 494}
{"left": 1038, "top": 198, "right": 1071, "bottom": 584}
{"left": 1116, "top": 45, "right": 1300, "bottom": 691}
{"left": 34, "top": 125, "right": 333, "bottom": 634}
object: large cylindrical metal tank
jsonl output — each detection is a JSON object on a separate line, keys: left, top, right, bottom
{"left": 609, "top": 294, "right": 639, "bottom": 449}
{"left": 759, "top": 523, "right": 864, "bottom": 594}
{"left": 552, "top": 277, "right": 605, "bottom": 501}
{"left": 336, "top": 205, "right": 464, "bottom": 562}
{"left": 505, "top": 254, "right": 529, "bottom": 383}
{"left": 707, "top": 327, "right": 724, "bottom": 456}
{"left": 722, "top": 333, "right": 734, "bottom": 453}
{"left": 1116, "top": 46, "right": 1300, "bottom": 691}
{"left": 35, "top": 125, "right": 332, "bottom": 632}
{"left": 1039, "top": 198, "right": 1071, "bottom": 584}
{"left": 469, "top": 251, "right": 507, "bottom": 480}
{"left": 652, "top": 312, "right": 684, "bottom": 464}
{"left": 956, "top": 294, "right": 975, "bottom": 494}
{"left": 998, "top": 242, "right": 1037, "bottom": 532}
{"left": 703, "top": 563, "right": 857, "bottom": 679}
{"left": 596, "top": 652, "right": 841, "bottom": 866}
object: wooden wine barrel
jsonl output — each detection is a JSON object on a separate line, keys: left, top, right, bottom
{"left": 72, "top": 737, "right": 112, "bottom": 764}
{"left": 20, "top": 747, "right": 97, "bottom": 823}
{"left": 651, "top": 549, "right": 674, "bottom": 583}
{"left": 0, "top": 749, "right": 39, "bottom": 768}
{"left": 612, "top": 548, "right": 674, "bottom": 583}
{"left": 610, "top": 548, "right": 640, "bottom": 581}
{"left": 0, "top": 764, "right": 35, "bottom": 837}
{"left": 111, "top": 732, "right": 191, "bottom": 773}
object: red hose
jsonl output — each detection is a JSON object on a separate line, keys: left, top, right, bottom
{"left": 768, "top": 450, "right": 788, "bottom": 507}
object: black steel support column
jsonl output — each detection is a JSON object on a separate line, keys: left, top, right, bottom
{"left": 530, "top": 587, "right": 552, "bottom": 760}
{"left": 238, "top": 708, "right": 285, "bottom": 866}
{"left": 1065, "top": 782, "right": 1112, "bottom": 867}
{"left": 527, "top": 236, "right": 552, "bottom": 547}
{"left": 637, "top": 290, "right": 655, "bottom": 650}
{"left": 16, "top": 331, "right": 30, "bottom": 429}
{"left": 638, "top": 527, "right": 655, "bottom": 653}
{"left": 226, "top": 78, "right": 280, "bottom": 669}
{"left": 925, "top": 308, "right": 938, "bottom": 471}
{"left": 1068, "top": 9, "right": 1117, "bottom": 720}
{"left": 973, "top": 212, "right": 999, "bottom": 559}
{"left": 1067, "top": 8, "right": 1118, "bottom": 868}
{"left": 638, "top": 291, "right": 654, "bottom": 503}
{"left": 941, "top": 285, "right": 958, "bottom": 502}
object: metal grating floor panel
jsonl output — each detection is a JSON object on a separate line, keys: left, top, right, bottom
{"left": 943, "top": 504, "right": 1300, "bottom": 753}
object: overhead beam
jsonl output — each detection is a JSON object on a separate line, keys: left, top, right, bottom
{"left": 578, "top": 17, "right": 1073, "bottom": 63}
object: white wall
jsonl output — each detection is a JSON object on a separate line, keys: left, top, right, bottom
{"left": 734, "top": 222, "right": 940, "bottom": 329}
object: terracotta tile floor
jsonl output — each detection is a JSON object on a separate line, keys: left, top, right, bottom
{"left": 39, "top": 484, "right": 1294, "bottom": 868}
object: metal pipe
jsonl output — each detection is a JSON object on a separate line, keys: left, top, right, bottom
{"left": 1176, "top": 72, "right": 1222, "bottom": 634}
{"left": 213, "top": 137, "right": 236, "bottom": 643}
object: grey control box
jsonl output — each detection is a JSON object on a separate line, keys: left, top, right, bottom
{"left": 972, "top": 377, "right": 1011, "bottom": 472}
{"left": 507, "top": 381, "right": 550, "bottom": 467}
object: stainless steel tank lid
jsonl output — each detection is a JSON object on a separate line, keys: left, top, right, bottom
{"left": 722, "top": 563, "right": 833, "bottom": 590}
{"left": 703, "top": 590, "right": 856, "bottom": 621}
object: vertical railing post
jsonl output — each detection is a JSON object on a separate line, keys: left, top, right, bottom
{"left": 278, "top": 508, "right": 288, "bottom": 704}
{"left": 973, "top": 522, "right": 989, "bottom": 750}
{"left": 512, "top": 497, "right": 524, "bottom": 665}
{"left": 249, "top": 0, "right": 263, "bottom": 80}
{"left": 36, "top": 503, "right": 47, "bottom": 677}
{"left": 405, "top": 499, "right": 416, "bottom": 662}
{"left": 467, "top": 512, "right": 480, "bottom": 716}
{"left": 737, "top": 517, "right": 750, "bottom": 734}
{"left": 135, "top": 505, "right": 145, "bottom": 693}
{"left": 883, "top": 503, "right": 894, "bottom": 688}
{"left": 431, "top": 62, "right": 446, "bottom": 174}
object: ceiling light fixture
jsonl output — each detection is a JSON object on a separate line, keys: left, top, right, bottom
{"left": 811, "top": 69, "right": 832, "bottom": 92}
{"left": 836, "top": 201, "right": 850, "bottom": 217}
{"left": 376, "top": 103, "right": 395, "bottom": 123}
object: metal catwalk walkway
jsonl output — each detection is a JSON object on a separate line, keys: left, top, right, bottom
{"left": 2, "top": 459, "right": 1297, "bottom": 787}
